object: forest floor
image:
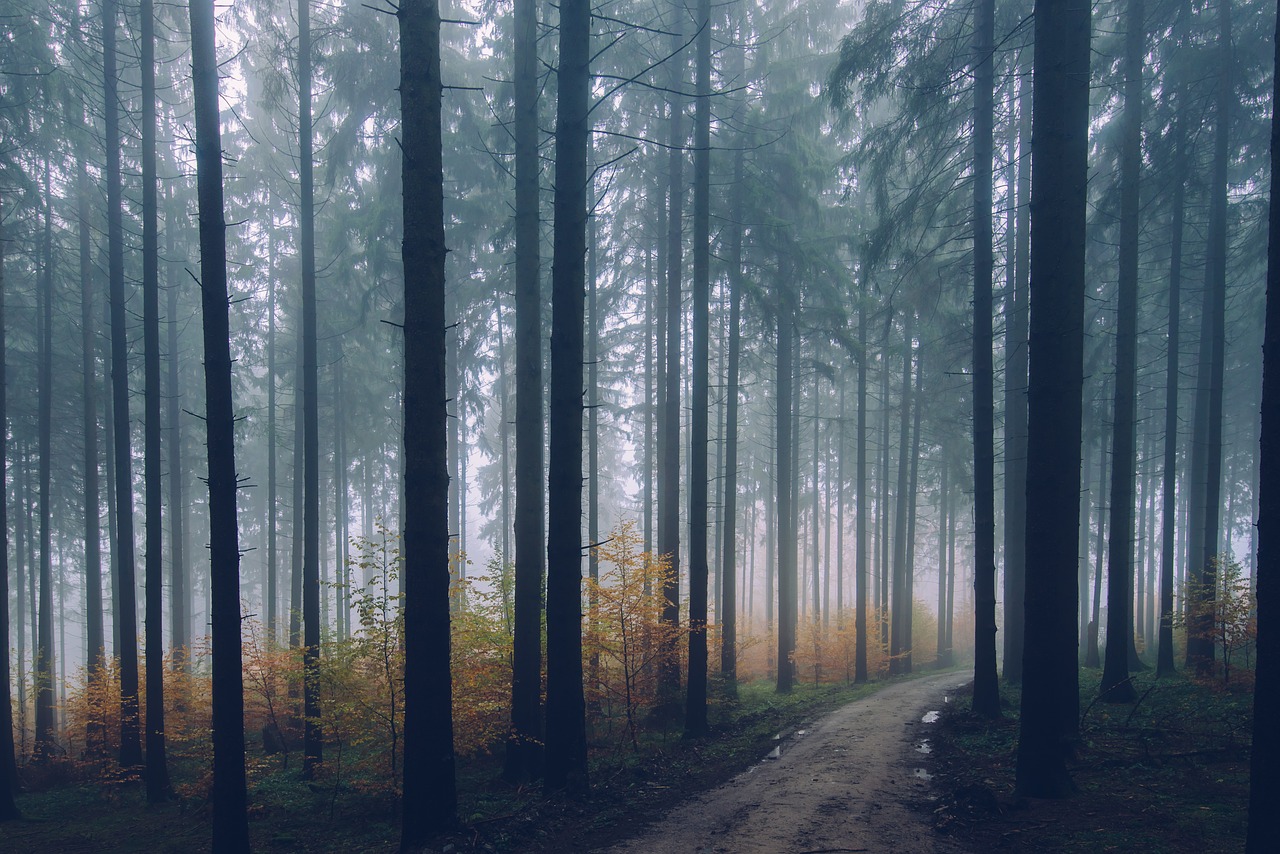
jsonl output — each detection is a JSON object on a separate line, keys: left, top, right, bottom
{"left": 927, "top": 668, "right": 1253, "bottom": 853}
{"left": 0, "top": 665, "right": 1250, "bottom": 852}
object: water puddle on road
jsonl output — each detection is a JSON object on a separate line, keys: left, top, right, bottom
{"left": 921, "top": 710, "right": 940, "bottom": 723}
{"left": 915, "top": 739, "right": 932, "bottom": 754}
{"left": 913, "top": 768, "right": 934, "bottom": 781}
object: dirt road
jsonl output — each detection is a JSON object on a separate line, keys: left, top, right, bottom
{"left": 603, "top": 672, "right": 972, "bottom": 854}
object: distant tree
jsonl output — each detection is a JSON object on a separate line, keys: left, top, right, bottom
{"left": 1016, "top": 0, "right": 1090, "bottom": 798}
{"left": 397, "top": 0, "right": 459, "bottom": 841}
{"left": 188, "top": 0, "right": 250, "bottom": 848}
{"left": 0, "top": 190, "right": 20, "bottom": 822}
{"left": 776, "top": 274, "right": 796, "bottom": 694}
{"left": 34, "top": 157, "right": 54, "bottom": 761}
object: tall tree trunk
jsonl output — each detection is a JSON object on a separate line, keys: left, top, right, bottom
{"left": 1247, "top": 3, "right": 1280, "bottom": 842}
{"left": 937, "top": 461, "right": 949, "bottom": 667}
{"left": 142, "top": 0, "right": 171, "bottom": 797}
{"left": 503, "top": 0, "right": 544, "bottom": 785}
{"left": 904, "top": 357, "right": 923, "bottom": 672}
{"left": 776, "top": 280, "right": 796, "bottom": 694}
{"left": 0, "top": 191, "right": 19, "bottom": 821}
{"left": 855, "top": 270, "right": 869, "bottom": 683}
{"left": 104, "top": 0, "right": 142, "bottom": 770}
{"left": 1003, "top": 68, "right": 1030, "bottom": 684}
{"left": 1157, "top": 110, "right": 1187, "bottom": 678}
{"left": 879, "top": 349, "right": 891, "bottom": 653}
{"left": 189, "top": 0, "right": 250, "bottom": 846}
{"left": 971, "top": 0, "right": 1000, "bottom": 718}
{"left": 34, "top": 159, "right": 56, "bottom": 761}
{"left": 266, "top": 203, "right": 278, "bottom": 647}
{"left": 1087, "top": 432, "right": 1107, "bottom": 667}
{"left": 1016, "top": 0, "right": 1090, "bottom": 797}
{"left": 544, "top": 0, "right": 591, "bottom": 794}
{"left": 290, "top": 345, "right": 304, "bottom": 651}
{"left": 76, "top": 138, "right": 106, "bottom": 748}
{"left": 890, "top": 315, "right": 913, "bottom": 676}
{"left": 658, "top": 17, "right": 685, "bottom": 708}
{"left": 397, "top": 0, "right": 458, "bottom": 839}
{"left": 298, "top": 0, "right": 324, "bottom": 777}
{"left": 685, "top": 0, "right": 712, "bottom": 737}
{"left": 720, "top": 147, "right": 744, "bottom": 684}
{"left": 1100, "top": 0, "right": 1145, "bottom": 704}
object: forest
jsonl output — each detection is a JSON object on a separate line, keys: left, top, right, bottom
{"left": 0, "top": 0, "right": 1277, "bottom": 851}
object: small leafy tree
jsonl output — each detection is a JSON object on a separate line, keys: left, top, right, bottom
{"left": 1181, "top": 555, "right": 1257, "bottom": 686}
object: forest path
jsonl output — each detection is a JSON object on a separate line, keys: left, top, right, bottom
{"left": 602, "top": 671, "right": 972, "bottom": 854}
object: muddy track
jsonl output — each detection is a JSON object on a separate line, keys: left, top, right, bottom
{"left": 602, "top": 671, "right": 972, "bottom": 854}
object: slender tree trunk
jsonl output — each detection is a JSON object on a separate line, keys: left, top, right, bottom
{"left": 685, "top": 0, "right": 712, "bottom": 737}
{"left": 34, "top": 159, "right": 56, "bottom": 761}
{"left": 104, "top": 0, "right": 142, "bottom": 770}
{"left": 1016, "top": 0, "right": 1090, "bottom": 797}
{"left": 1158, "top": 112, "right": 1187, "bottom": 677}
{"left": 776, "top": 280, "right": 796, "bottom": 693}
{"left": 189, "top": 0, "right": 250, "bottom": 845}
{"left": 290, "top": 346, "right": 304, "bottom": 651}
{"left": 879, "top": 350, "right": 891, "bottom": 653}
{"left": 266, "top": 205, "right": 278, "bottom": 647}
{"left": 890, "top": 316, "right": 913, "bottom": 676}
{"left": 904, "top": 357, "right": 923, "bottom": 672}
{"left": 141, "top": 0, "right": 171, "bottom": 796}
{"left": 937, "top": 461, "right": 949, "bottom": 667}
{"left": 544, "top": 0, "right": 591, "bottom": 794}
{"left": 503, "top": 0, "right": 544, "bottom": 785}
{"left": 971, "top": 0, "right": 1000, "bottom": 718}
{"left": 1087, "top": 431, "right": 1108, "bottom": 668}
{"left": 397, "top": 0, "right": 458, "bottom": 839}
{"left": 855, "top": 270, "right": 869, "bottom": 683}
{"left": 1099, "top": 0, "right": 1145, "bottom": 704}
{"left": 720, "top": 147, "right": 744, "bottom": 684}
{"left": 0, "top": 191, "right": 19, "bottom": 821}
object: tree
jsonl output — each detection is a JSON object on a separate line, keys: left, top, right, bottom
{"left": 1015, "top": 0, "right": 1090, "bottom": 798}
{"left": 398, "top": 0, "right": 458, "bottom": 841}
{"left": 142, "top": 0, "right": 172, "bottom": 798}
{"left": 0, "top": 190, "right": 20, "bottom": 822}
{"left": 685, "top": 0, "right": 711, "bottom": 739}
{"left": 188, "top": 0, "right": 250, "bottom": 847}
{"left": 1247, "top": 5, "right": 1279, "bottom": 845}
{"left": 503, "top": 0, "right": 545, "bottom": 785}
{"left": 34, "top": 156, "right": 54, "bottom": 760}
{"left": 776, "top": 275, "right": 796, "bottom": 694}
{"left": 544, "top": 0, "right": 591, "bottom": 793}
{"left": 970, "top": 0, "right": 1000, "bottom": 718}
{"left": 299, "top": 0, "right": 324, "bottom": 778}
{"left": 104, "top": 0, "right": 142, "bottom": 771}
{"left": 1100, "top": 0, "right": 1145, "bottom": 704}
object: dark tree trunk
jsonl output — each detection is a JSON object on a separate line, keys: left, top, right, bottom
{"left": 1015, "top": 0, "right": 1090, "bottom": 798}
{"left": 855, "top": 270, "right": 869, "bottom": 683}
{"left": 266, "top": 207, "right": 278, "bottom": 647}
{"left": 76, "top": 139, "right": 105, "bottom": 747}
{"left": 937, "top": 461, "right": 949, "bottom": 667}
{"left": 104, "top": 0, "right": 142, "bottom": 770}
{"left": 890, "top": 315, "right": 913, "bottom": 677}
{"left": 1087, "top": 434, "right": 1107, "bottom": 668}
{"left": 503, "top": 0, "right": 545, "bottom": 785}
{"left": 1157, "top": 112, "right": 1187, "bottom": 678}
{"left": 0, "top": 191, "right": 20, "bottom": 821}
{"left": 189, "top": 0, "right": 250, "bottom": 846}
{"left": 397, "top": 0, "right": 458, "bottom": 840}
{"left": 1100, "top": 0, "right": 1145, "bottom": 704}
{"left": 544, "top": 0, "right": 591, "bottom": 794}
{"left": 904, "top": 357, "right": 923, "bottom": 673}
{"left": 685, "top": 0, "right": 712, "bottom": 738}
{"left": 879, "top": 351, "right": 890, "bottom": 653}
{"left": 142, "top": 0, "right": 171, "bottom": 797}
{"left": 720, "top": 148, "right": 744, "bottom": 684}
{"left": 34, "top": 161, "right": 56, "bottom": 762}
{"left": 971, "top": 0, "right": 1000, "bottom": 718}
{"left": 658, "top": 19, "right": 685, "bottom": 709}
{"left": 1003, "top": 68, "right": 1030, "bottom": 685}
{"left": 776, "top": 282, "right": 796, "bottom": 694}
{"left": 298, "top": 0, "right": 324, "bottom": 777}
{"left": 1247, "top": 5, "right": 1280, "bottom": 844}
{"left": 290, "top": 342, "right": 304, "bottom": 651}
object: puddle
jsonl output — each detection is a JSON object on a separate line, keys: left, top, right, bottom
{"left": 796, "top": 729, "right": 807, "bottom": 737}
{"left": 944, "top": 695, "right": 951, "bottom": 704}
{"left": 916, "top": 739, "right": 932, "bottom": 754}
{"left": 913, "top": 768, "right": 933, "bottom": 781}
{"left": 921, "top": 710, "right": 940, "bottom": 724}
{"left": 765, "top": 746, "right": 782, "bottom": 760}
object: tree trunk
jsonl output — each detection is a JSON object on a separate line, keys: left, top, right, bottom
{"left": 503, "top": 0, "right": 545, "bottom": 785}
{"left": 104, "top": 0, "right": 142, "bottom": 770}
{"left": 1016, "top": 0, "right": 1090, "bottom": 798}
{"left": 544, "top": 0, "right": 591, "bottom": 794}
{"left": 720, "top": 147, "right": 744, "bottom": 683}
{"left": 189, "top": 0, "right": 250, "bottom": 846}
{"left": 397, "top": 0, "right": 458, "bottom": 838}
{"left": 0, "top": 191, "right": 19, "bottom": 821}
{"left": 685, "top": 0, "right": 712, "bottom": 737}
{"left": 34, "top": 159, "right": 56, "bottom": 761}
{"left": 266, "top": 200, "right": 278, "bottom": 647}
{"left": 855, "top": 271, "right": 869, "bottom": 683}
{"left": 776, "top": 280, "right": 796, "bottom": 694}
{"left": 971, "top": 0, "right": 1000, "bottom": 718}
